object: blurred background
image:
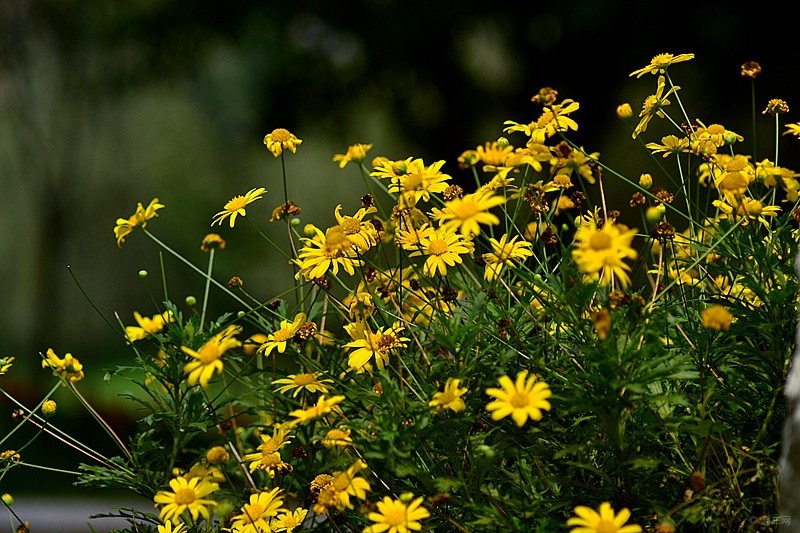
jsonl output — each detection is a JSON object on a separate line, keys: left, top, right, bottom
{"left": 1, "top": 0, "right": 799, "bottom": 510}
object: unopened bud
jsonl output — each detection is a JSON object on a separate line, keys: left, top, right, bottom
{"left": 138, "top": 270, "right": 148, "bottom": 278}
{"left": 646, "top": 206, "right": 664, "bottom": 224}
{"left": 1, "top": 493, "right": 13, "bottom": 506}
{"left": 41, "top": 399, "right": 57, "bottom": 417}
{"left": 616, "top": 103, "right": 633, "bottom": 120}
{"left": 639, "top": 173, "right": 653, "bottom": 189}
{"left": 185, "top": 295, "right": 197, "bottom": 307}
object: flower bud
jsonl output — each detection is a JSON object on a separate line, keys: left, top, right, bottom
{"left": 496, "top": 137, "right": 510, "bottom": 148}
{"left": 646, "top": 206, "right": 664, "bottom": 224}
{"left": 138, "top": 270, "right": 148, "bottom": 278}
{"left": 185, "top": 295, "right": 197, "bottom": 307}
{"left": 42, "top": 399, "right": 57, "bottom": 417}
{"left": 290, "top": 217, "right": 301, "bottom": 227}
{"left": 616, "top": 103, "right": 633, "bottom": 120}
{"left": 639, "top": 173, "right": 653, "bottom": 189}
{"left": 1, "top": 493, "right": 13, "bottom": 506}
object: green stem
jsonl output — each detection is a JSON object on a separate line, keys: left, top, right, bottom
{"left": 200, "top": 248, "right": 215, "bottom": 332}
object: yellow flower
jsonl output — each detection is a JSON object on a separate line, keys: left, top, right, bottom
{"left": 410, "top": 225, "right": 471, "bottom": 277}
{"left": 363, "top": 494, "right": 430, "bottom": 533}
{"left": 0, "top": 356, "right": 14, "bottom": 376}
{"left": 258, "top": 313, "right": 307, "bottom": 357}
{"left": 331, "top": 459, "right": 371, "bottom": 510}
{"left": 229, "top": 488, "right": 286, "bottom": 533}
{"left": 784, "top": 123, "right": 800, "bottom": 138}
{"left": 388, "top": 158, "right": 452, "bottom": 207}
{"left": 289, "top": 395, "right": 345, "bottom": 424}
{"left": 205, "top": 446, "right": 230, "bottom": 465}
{"left": 41, "top": 399, "right": 57, "bottom": 417}
{"left": 333, "top": 143, "right": 374, "bottom": 168}
{"left": 41, "top": 349, "right": 84, "bottom": 383}
{"left": 344, "top": 322, "right": 409, "bottom": 372}
{"left": 334, "top": 204, "right": 379, "bottom": 252}
{"left": 616, "top": 103, "right": 633, "bottom": 120}
{"left": 701, "top": 304, "right": 733, "bottom": 331}
{"left": 429, "top": 378, "right": 467, "bottom": 413}
{"left": 629, "top": 52, "right": 695, "bottom": 78}
{"left": 645, "top": 135, "right": 690, "bottom": 157}
{"left": 321, "top": 428, "right": 353, "bottom": 448}
{"left": 571, "top": 220, "right": 638, "bottom": 288}
{"left": 264, "top": 128, "right": 302, "bottom": 157}
{"left": 482, "top": 234, "right": 533, "bottom": 282}
{"left": 271, "top": 508, "right": 308, "bottom": 532}
{"left": 157, "top": 520, "right": 187, "bottom": 533}
{"left": 273, "top": 371, "right": 334, "bottom": 397}
{"left": 504, "top": 99, "right": 580, "bottom": 144}
{"left": 200, "top": 233, "right": 226, "bottom": 252}
{"left": 181, "top": 325, "right": 242, "bottom": 388}
{"left": 431, "top": 190, "right": 505, "bottom": 238}
{"left": 294, "top": 225, "right": 362, "bottom": 280}
{"left": 125, "top": 310, "right": 174, "bottom": 342}
{"left": 485, "top": 370, "right": 552, "bottom": 427}
{"left": 567, "top": 502, "right": 642, "bottom": 533}
{"left": 212, "top": 187, "right": 267, "bottom": 228}
{"left": 114, "top": 198, "right": 165, "bottom": 247}
{"left": 243, "top": 425, "right": 293, "bottom": 474}
{"left": 153, "top": 476, "right": 218, "bottom": 523}
{"left": 633, "top": 75, "right": 680, "bottom": 139}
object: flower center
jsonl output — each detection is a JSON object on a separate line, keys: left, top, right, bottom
{"left": 242, "top": 502, "right": 265, "bottom": 523}
{"left": 174, "top": 488, "right": 196, "bottom": 505}
{"left": 294, "top": 373, "right": 316, "bottom": 385}
{"left": 197, "top": 346, "right": 222, "bottom": 365}
{"left": 340, "top": 217, "right": 362, "bottom": 235}
{"left": 651, "top": 53, "right": 673, "bottom": 67}
{"left": 376, "top": 333, "right": 398, "bottom": 352}
{"left": 595, "top": 519, "right": 617, "bottom": 533}
{"left": 452, "top": 200, "right": 480, "bottom": 220}
{"left": 589, "top": 232, "right": 613, "bottom": 251}
{"left": 427, "top": 239, "right": 449, "bottom": 256}
{"left": 403, "top": 173, "right": 424, "bottom": 191}
{"left": 383, "top": 506, "right": 408, "bottom": 526}
{"left": 510, "top": 392, "right": 530, "bottom": 408}
{"left": 270, "top": 128, "right": 291, "bottom": 142}
{"left": 273, "top": 329, "right": 294, "bottom": 342}
{"left": 226, "top": 196, "right": 248, "bottom": 212}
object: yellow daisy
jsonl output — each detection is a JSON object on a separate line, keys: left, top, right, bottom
{"left": 571, "top": 220, "right": 637, "bottom": 288}
{"left": 271, "top": 508, "right": 309, "bottom": 532}
{"left": 566, "top": 502, "right": 642, "bottom": 533}
{"left": 113, "top": 197, "right": 165, "bottom": 247}
{"left": 334, "top": 204, "right": 379, "bottom": 252}
{"left": 388, "top": 158, "right": 452, "bottom": 207}
{"left": 504, "top": 99, "right": 580, "bottom": 145}
{"left": 632, "top": 75, "right": 680, "bottom": 139}
{"left": 485, "top": 370, "right": 552, "bottom": 427}
{"left": 125, "top": 310, "right": 174, "bottom": 342}
{"left": 701, "top": 304, "right": 733, "bottom": 331}
{"left": 157, "top": 520, "right": 187, "bottom": 533}
{"left": 363, "top": 494, "right": 430, "bottom": 533}
{"left": 264, "top": 128, "right": 302, "bottom": 157}
{"left": 333, "top": 143, "right": 373, "bottom": 168}
{"left": 289, "top": 395, "right": 345, "bottom": 424}
{"left": 482, "top": 233, "right": 533, "bottom": 281}
{"left": 294, "top": 225, "right": 362, "bottom": 281}
{"left": 153, "top": 476, "right": 218, "bottom": 523}
{"left": 211, "top": 187, "right": 267, "bottom": 228}
{"left": 429, "top": 378, "right": 468, "bottom": 413}
{"left": 181, "top": 324, "right": 242, "bottom": 388}
{"left": 410, "top": 225, "right": 471, "bottom": 277}
{"left": 229, "top": 488, "right": 286, "bottom": 533}
{"left": 344, "top": 322, "right": 409, "bottom": 372}
{"left": 321, "top": 428, "right": 353, "bottom": 448}
{"left": 258, "top": 313, "right": 307, "bottom": 357}
{"left": 784, "top": 123, "right": 800, "bottom": 138}
{"left": 330, "top": 459, "right": 372, "bottom": 511}
{"left": 41, "top": 348, "right": 84, "bottom": 383}
{"left": 273, "top": 371, "right": 334, "bottom": 397}
{"left": 629, "top": 52, "right": 695, "bottom": 78}
{"left": 431, "top": 190, "right": 505, "bottom": 238}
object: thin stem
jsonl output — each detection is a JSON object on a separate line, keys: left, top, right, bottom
{"left": 200, "top": 248, "right": 215, "bottom": 332}
{"left": 68, "top": 381, "right": 132, "bottom": 460}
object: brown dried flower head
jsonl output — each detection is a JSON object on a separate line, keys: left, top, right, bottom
{"left": 740, "top": 61, "right": 761, "bottom": 79}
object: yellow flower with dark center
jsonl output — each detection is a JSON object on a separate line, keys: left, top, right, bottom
{"left": 321, "top": 428, "right": 353, "bottom": 448}
{"left": 567, "top": 502, "right": 642, "bottom": 533}
{"left": 431, "top": 190, "right": 505, "bottom": 238}
{"left": 482, "top": 233, "right": 533, "bottom": 282}
{"left": 181, "top": 324, "right": 242, "bottom": 388}
{"left": 229, "top": 488, "right": 286, "bottom": 533}
{"left": 429, "top": 378, "right": 467, "bottom": 413}
{"left": 264, "top": 128, "right": 302, "bottom": 157}
{"left": 258, "top": 313, "right": 307, "bottom": 357}
{"left": 289, "top": 395, "right": 345, "bottom": 424}
{"left": 633, "top": 76, "right": 680, "bottom": 139}
{"left": 295, "top": 225, "right": 362, "bottom": 280}
{"left": 273, "top": 371, "right": 333, "bottom": 397}
{"left": 212, "top": 187, "right": 267, "bottom": 228}
{"left": 125, "top": 310, "right": 174, "bottom": 342}
{"left": 486, "top": 370, "right": 552, "bottom": 427}
{"left": 334, "top": 204, "right": 379, "bottom": 252}
{"left": 411, "top": 226, "right": 471, "bottom": 277}
{"left": 41, "top": 349, "right": 84, "bottom": 383}
{"left": 114, "top": 198, "right": 165, "bottom": 247}
{"left": 363, "top": 494, "right": 430, "bottom": 533}
{"left": 333, "top": 143, "right": 374, "bottom": 168}
{"left": 629, "top": 52, "right": 695, "bottom": 78}
{"left": 272, "top": 508, "right": 309, "bottom": 533}
{"left": 701, "top": 304, "right": 733, "bottom": 331}
{"left": 153, "top": 476, "right": 218, "bottom": 523}
{"left": 571, "top": 220, "right": 637, "bottom": 288}
{"left": 345, "top": 322, "right": 409, "bottom": 372}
